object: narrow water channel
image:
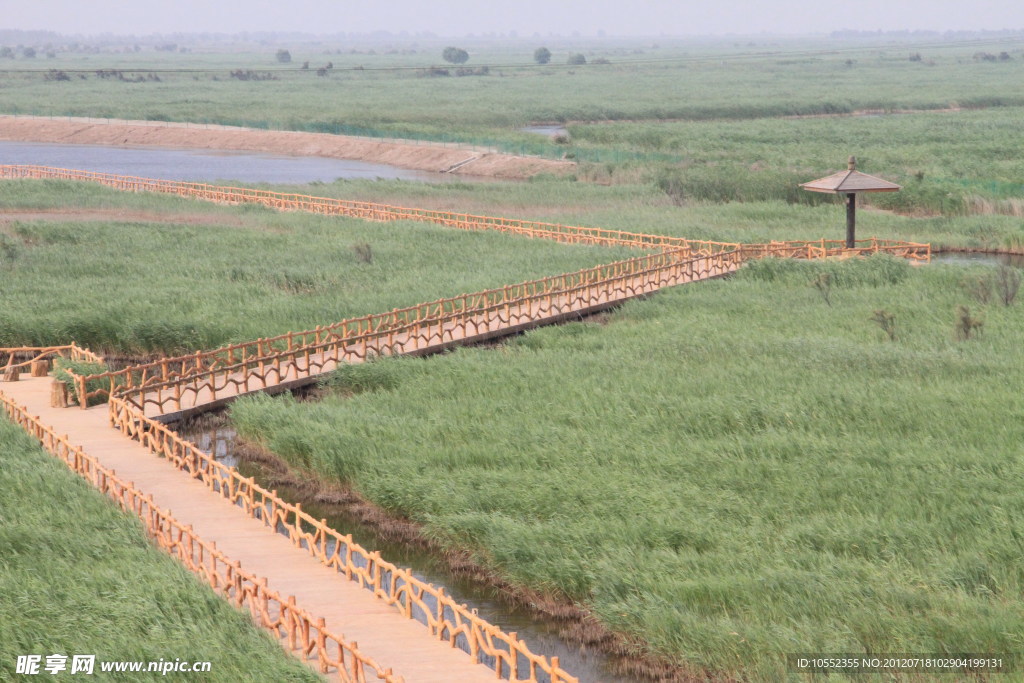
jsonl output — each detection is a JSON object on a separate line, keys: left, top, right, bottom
{"left": 929, "top": 251, "right": 1024, "bottom": 268}
{"left": 175, "top": 417, "right": 643, "bottom": 683}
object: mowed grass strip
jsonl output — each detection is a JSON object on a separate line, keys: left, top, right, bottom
{"left": 0, "top": 180, "right": 637, "bottom": 354}
{"left": 231, "top": 256, "right": 1024, "bottom": 679}
{"left": 0, "top": 416, "right": 320, "bottom": 681}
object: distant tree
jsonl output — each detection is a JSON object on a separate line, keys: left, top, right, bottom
{"left": 567, "top": 52, "right": 586, "bottom": 65}
{"left": 442, "top": 46, "right": 469, "bottom": 64}
{"left": 276, "top": 49, "right": 291, "bottom": 63}
{"left": 23, "top": 47, "right": 36, "bottom": 58}
{"left": 999, "top": 51, "right": 1013, "bottom": 61}
{"left": 301, "top": 61, "right": 309, "bottom": 69}
{"left": 0, "top": 47, "right": 13, "bottom": 59}
{"left": 533, "top": 46, "right": 551, "bottom": 64}
{"left": 909, "top": 52, "right": 922, "bottom": 62}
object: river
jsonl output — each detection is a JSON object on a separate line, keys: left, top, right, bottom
{"left": 0, "top": 140, "right": 473, "bottom": 184}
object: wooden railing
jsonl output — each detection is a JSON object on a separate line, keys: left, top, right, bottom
{"left": 1, "top": 344, "right": 103, "bottom": 375}
{"left": 107, "top": 395, "right": 578, "bottom": 683}
{"left": 0, "top": 391, "right": 398, "bottom": 683}
{"left": 0, "top": 165, "right": 741, "bottom": 253}
{"left": 738, "top": 238, "right": 930, "bottom": 262}
{"left": 73, "top": 249, "right": 739, "bottom": 412}
{"left": 117, "top": 250, "right": 741, "bottom": 417}
{"left": 0, "top": 164, "right": 933, "bottom": 682}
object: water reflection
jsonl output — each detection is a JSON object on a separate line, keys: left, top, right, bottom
{"left": 520, "top": 125, "right": 569, "bottom": 139}
{"left": 930, "top": 251, "right": 1024, "bottom": 268}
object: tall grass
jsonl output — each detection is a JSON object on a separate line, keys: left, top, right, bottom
{"left": 0, "top": 416, "right": 320, "bottom": 681}
{"left": 231, "top": 257, "right": 1024, "bottom": 679}
{"left": 0, "top": 180, "right": 636, "bottom": 354}
{"left": 268, "top": 176, "right": 1024, "bottom": 251}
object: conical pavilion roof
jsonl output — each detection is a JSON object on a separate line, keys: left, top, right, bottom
{"left": 800, "top": 158, "right": 901, "bottom": 194}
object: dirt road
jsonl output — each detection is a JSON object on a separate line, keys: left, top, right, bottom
{"left": 0, "top": 116, "right": 574, "bottom": 180}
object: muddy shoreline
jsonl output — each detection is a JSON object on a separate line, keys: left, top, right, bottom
{"left": 0, "top": 115, "right": 575, "bottom": 180}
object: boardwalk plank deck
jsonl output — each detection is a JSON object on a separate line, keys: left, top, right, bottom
{"left": 1, "top": 376, "right": 496, "bottom": 683}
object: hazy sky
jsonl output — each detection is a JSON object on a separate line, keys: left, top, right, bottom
{"left": 5, "top": 0, "right": 1024, "bottom": 37}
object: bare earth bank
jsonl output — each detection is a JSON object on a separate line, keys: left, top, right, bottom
{"left": 0, "top": 116, "right": 575, "bottom": 180}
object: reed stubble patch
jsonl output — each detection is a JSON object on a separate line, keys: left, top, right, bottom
{"left": 231, "top": 258, "right": 1024, "bottom": 681}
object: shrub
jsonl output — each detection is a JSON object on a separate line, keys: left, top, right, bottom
{"left": 869, "top": 309, "right": 898, "bottom": 341}
{"left": 352, "top": 243, "right": 373, "bottom": 264}
{"left": 455, "top": 66, "right": 489, "bottom": 77}
{"left": 442, "top": 47, "right": 469, "bottom": 64}
{"left": 995, "top": 265, "right": 1021, "bottom": 306}
{"left": 275, "top": 49, "right": 291, "bottom": 63}
{"left": 812, "top": 272, "right": 832, "bottom": 306}
{"left": 567, "top": 53, "right": 587, "bottom": 65}
{"left": 534, "top": 47, "right": 551, "bottom": 64}
{"left": 955, "top": 305, "right": 984, "bottom": 341}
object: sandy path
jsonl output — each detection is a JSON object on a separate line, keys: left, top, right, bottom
{"left": 0, "top": 115, "right": 575, "bottom": 180}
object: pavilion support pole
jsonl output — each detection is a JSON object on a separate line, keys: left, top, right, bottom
{"left": 846, "top": 192, "right": 856, "bottom": 249}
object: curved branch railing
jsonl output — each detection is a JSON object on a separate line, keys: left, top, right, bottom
{"left": 0, "top": 164, "right": 739, "bottom": 252}
{"left": 0, "top": 392, "right": 399, "bottom": 683}
{"left": 108, "top": 395, "right": 577, "bottom": 683}
{"left": 0, "top": 164, "right": 931, "bottom": 682}
{"left": 69, "top": 249, "right": 739, "bottom": 410}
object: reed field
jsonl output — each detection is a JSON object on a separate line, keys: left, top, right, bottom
{"left": 269, "top": 176, "right": 1024, "bottom": 250}
{"left": 3, "top": 31, "right": 1024, "bottom": 681}
{"left": 0, "top": 417, "right": 320, "bottom": 681}
{"left": 231, "top": 257, "right": 1024, "bottom": 679}
{"left": 3, "top": 38, "right": 1024, "bottom": 139}
{"left": 0, "top": 180, "right": 636, "bottom": 354}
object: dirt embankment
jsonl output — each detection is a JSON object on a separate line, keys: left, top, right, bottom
{"left": 0, "top": 116, "right": 575, "bottom": 180}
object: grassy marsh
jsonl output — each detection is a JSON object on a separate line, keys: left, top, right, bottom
{"left": 231, "top": 257, "right": 1024, "bottom": 679}
{"left": 0, "top": 180, "right": 636, "bottom": 354}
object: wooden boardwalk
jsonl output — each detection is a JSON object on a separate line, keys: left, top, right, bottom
{"left": 2, "top": 375, "right": 496, "bottom": 683}
{"left": 135, "top": 253, "right": 740, "bottom": 421}
{"left": 1, "top": 251, "right": 740, "bottom": 682}
{"left": 0, "top": 165, "right": 932, "bottom": 682}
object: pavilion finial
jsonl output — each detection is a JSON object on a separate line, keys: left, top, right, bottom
{"left": 848, "top": 155, "right": 856, "bottom": 171}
